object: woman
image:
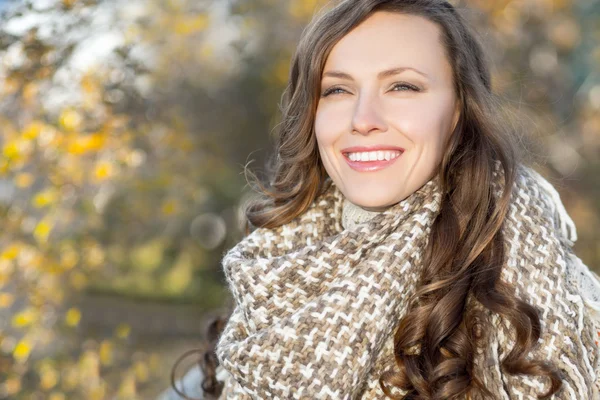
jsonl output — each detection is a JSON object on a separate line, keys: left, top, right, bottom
{"left": 171, "top": 0, "right": 600, "bottom": 398}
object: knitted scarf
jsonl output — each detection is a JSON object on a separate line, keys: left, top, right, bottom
{"left": 215, "top": 162, "right": 600, "bottom": 400}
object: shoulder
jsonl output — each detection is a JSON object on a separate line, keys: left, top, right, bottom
{"left": 516, "top": 166, "right": 600, "bottom": 303}
{"left": 516, "top": 165, "right": 577, "bottom": 247}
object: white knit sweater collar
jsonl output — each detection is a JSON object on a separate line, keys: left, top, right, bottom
{"left": 341, "top": 197, "right": 383, "bottom": 230}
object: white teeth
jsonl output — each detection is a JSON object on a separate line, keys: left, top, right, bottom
{"left": 346, "top": 150, "right": 402, "bottom": 162}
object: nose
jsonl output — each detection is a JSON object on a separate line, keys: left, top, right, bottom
{"left": 351, "top": 91, "right": 387, "bottom": 136}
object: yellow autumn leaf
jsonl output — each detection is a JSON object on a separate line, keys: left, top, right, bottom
{"left": 117, "top": 372, "right": 136, "bottom": 398}
{"left": 44, "top": 261, "right": 65, "bottom": 275}
{"left": 34, "top": 219, "right": 53, "bottom": 243}
{"left": 162, "top": 252, "right": 192, "bottom": 294}
{"left": 94, "top": 160, "right": 114, "bottom": 180}
{"left": 67, "top": 133, "right": 106, "bottom": 154}
{"left": 0, "top": 159, "right": 10, "bottom": 175}
{"left": 174, "top": 14, "right": 209, "bottom": 35}
{"left": 65, "top": 307, "right": 81, "bottom": 327}
{"left": 49, "top": 393, "right": 66, "bottom": 400}
{"left": 0, "top": 293, "right": 14, "bottom": 308}
{"left": 99, "top": 340, "right": 113, "bottom": 366}
{"left": 3, "top": 141, "right": 21, "bottom": 160}
{"left": 81, "top": 73, "right": 99, "bottom": 94}
{"left": 134, "top": 360, "right": 149, "bottom": 382}
{"left": 90, "top": 384, "right": 106, "bottom": 400}
{"left": 33, "top": 188, "right": 59, "bottom": 208}
{"left": 115, "top": 323, "right": 131, "bottom": 339}
{"left": 15, "top": 172, "right": 35, "bottom": 188}
{"left": 13, "top": 339, "right": 33, "bottom": 362}
{"left": 40, "top": 365, "right": 59, "bottom": 390}
{"left": 161, "top": 199, "right": 177, "bottom": 215}
{"left": 22, "top": 121, "right": 44, "bottom": 140}
{"left": 79, "top": 350, "right": 100, "bottom": 382}
{"left": 59, "top": 109, "right": 82, "bottom": 132}
{"left": 12, "top": 308, "right": 38, "bottom": 328}
{"left": 1, "top": 243, "right": 21, "bottom": 260}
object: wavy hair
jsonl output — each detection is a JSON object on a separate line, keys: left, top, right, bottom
{"left": 172, "top": 0, "right": 563, "bottom": 399}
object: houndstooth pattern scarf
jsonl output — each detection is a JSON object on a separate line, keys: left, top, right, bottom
{"left": 215, "top": 161, "right": 600, "bottom": 399}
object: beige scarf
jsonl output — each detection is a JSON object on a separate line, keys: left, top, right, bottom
{"left": 215, "top": 161, "right": 600, "bottom": 399}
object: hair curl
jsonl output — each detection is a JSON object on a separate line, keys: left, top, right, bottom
{"left": 173, "top": 1, "right": 563, "bottom": 399}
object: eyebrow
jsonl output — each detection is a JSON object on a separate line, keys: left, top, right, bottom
{"left": 322, "top": 66, "right": 429, "bottom": 80}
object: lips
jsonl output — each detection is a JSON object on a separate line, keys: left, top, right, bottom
{"left": 342, "top": 146, "right": 404, "bottom": 172}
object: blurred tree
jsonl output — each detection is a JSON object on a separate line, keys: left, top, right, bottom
{"left": 0, "top": 0, "right": 242, "bottom": 397}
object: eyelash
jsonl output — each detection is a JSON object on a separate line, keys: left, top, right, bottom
{"left": 321, "top": 82, "right": 420, "bottom": 97}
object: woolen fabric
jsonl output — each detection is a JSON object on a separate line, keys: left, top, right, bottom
{"left": 214, "top": 161, "right": 600, "bottom": 399}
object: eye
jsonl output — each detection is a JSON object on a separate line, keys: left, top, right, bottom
{"left": 321, "top": 86, "right": 347, "bottom": 97}
{"left": 391, "top": 82, "right": 420, "bottom": 92}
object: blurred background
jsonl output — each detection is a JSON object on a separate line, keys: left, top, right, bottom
{"left": 0, "top": 0, "right": 598, "bottom": 398}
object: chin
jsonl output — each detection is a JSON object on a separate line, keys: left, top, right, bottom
{"left": 344, "top": 190, "right": 400, "bottom": 211}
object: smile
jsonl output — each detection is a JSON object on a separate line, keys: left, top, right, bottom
{"left": 343, "top": 150, "right": 403, "bottom": 172}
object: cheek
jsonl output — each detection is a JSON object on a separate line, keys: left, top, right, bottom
{"left": 390, "top": 100, "right": 453, "bottom": 150}
{"left": 314, "top": 105, "right": 343, "bottom": 147}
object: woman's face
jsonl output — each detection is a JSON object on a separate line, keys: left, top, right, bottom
{"left": 315, "top": 11, "right": 460, "bottom": 211}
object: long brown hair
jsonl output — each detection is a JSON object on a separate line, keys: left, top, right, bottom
{"left": 173, "top": 1, "right": 563, "bottom": 398}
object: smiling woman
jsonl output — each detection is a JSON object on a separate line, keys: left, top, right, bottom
{"left": 172, "top": 1, "right": 600, "bottom": 399}
{"left": 315, "top": 11, "right": 460, "bottom": 210}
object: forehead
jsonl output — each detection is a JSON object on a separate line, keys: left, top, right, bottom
{"left": 323, "top": 11, "right": 452, "bottom": 84}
